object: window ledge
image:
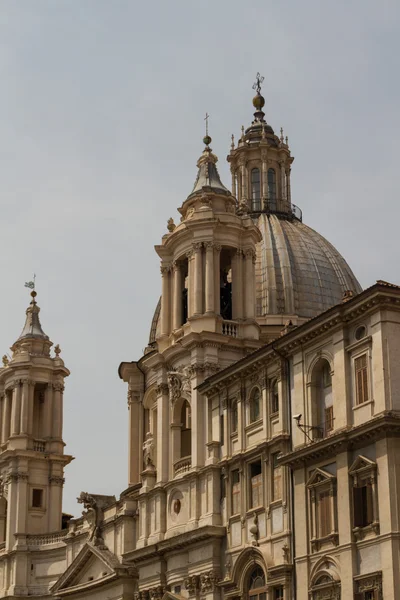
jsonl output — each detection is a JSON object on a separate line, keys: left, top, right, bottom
{"left": 230, "top": 431, "right": 238, "bottom": 439}
{"left": 268, "top": 500, "right": 283, "bottom": 511}
{"left": 245, "top": 420, "right": 263, "bottom": 433}
{"left": 246, "top": 506, "right": 265, "bottom": 517}
{"left": 270, "top": 411, "right": 279, "bottom": 420}
{"left": 353, "top": 522, "right": 379, "bottom": 540}
{"left": 311, "top": 532, "right": 338, "bottom": 551}
{"left": 352, "top": 399, "right": 374, "bottom": 411}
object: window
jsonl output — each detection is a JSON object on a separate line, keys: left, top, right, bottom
{"left": 268, "top": 168, "right": 276, "bottom": 208}
{"left": 232, "top": 469, "right": 241, "bottom": 514}
{"left": 353, "top": 483, "right": 373, "bottom": 528}
{"left": 355, "top": 354, "right": 369, "bottom": 404}
{"left": 273, "top": 587, "right": 284, "bottom": 600}
{"left": 272, "top": 453, "right": 282, "bottom": 501}
{"left": 251, "top": 168, "right": 261, "bottom": 212}
{"left": 32, "top": 489, "right": 43, "bottom": 508}
{"left": 250, "top": 461, "right": 262, "bottom": 508}
{"left": 318, "top": 490, "right": 331, "bottom": 537}
{"left": 310, "top": 359, "right": 333, "bottom": 439}
{"left": 231, "top": 400, "right": 238, "bottom": 433}
{"left": 248, "top": 567, "right": 266, "bottom": 600}
{"left": 180, "top": 400, "right": 191, "bottom": 457}
{"left": 349, "top": 455, "right": 378, "bottom": 536}
{"left": 220, "top": 414, "right": 224, "bottom": 446}
{"left": 270, "top": 380, "right": 279, "bottom": 415}
{"left": 355, "top": 325, "right": 367, "bottom": 340}
{"left": 249, "top": 388, "right": 261, "bottom": 423}
{"left": 322, "top": 363, "right": 332, "bottom": 387}
{"left": 354, "top": 571, "right": 382, "bottom": 599}
{"left": 324, "top": 406, "right": 334, "bottom": 433}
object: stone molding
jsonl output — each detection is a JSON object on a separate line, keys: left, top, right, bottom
{"left": 49, "top": 476, "right": 65, "bottom": 487}
{"left": 200, "top": 570, "right": 221, "bottom": 594}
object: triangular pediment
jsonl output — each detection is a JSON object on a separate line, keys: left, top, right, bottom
{"left": 307, "top": 467, "right": 335, "bottom": 487}
{"left": 51, "top": 543, "right": 134, "bottom": 595}
{"left": 349, "top": 455, "right": 376, "bottom": 475}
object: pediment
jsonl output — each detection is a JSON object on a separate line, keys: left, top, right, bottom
{"left": 51, "top": 543, "right": 135, "bottom": 595}
{"left": 307, "top": 468, "right": 335, "bottom": 487}
{"left": 162, "top": 592, "right": 184, "bottom": 600}
{"left": 349, "top": 455, "right": 376, "bottom": 475}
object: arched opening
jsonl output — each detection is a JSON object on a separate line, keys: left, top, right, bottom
{"left": 143, "top": 392, "right": 157, "bottom": 469}
{"left": 247, "top": 566, "right": 267, "bottom": 600}
{"left": 268, "top": 168, "right": 276, "bottom": 210}
{"left": 310, "top": 359, "right": 333, "bottom": 439}
{"left": 180, "top": 400, "right": 191, "bottom": 458}
{"left": 249, "top": 387, "right": 261, "bottom": 424}
{"left": 220, "top": 248, "right": 233, "bottom": 320}
{"left": 251, "top": 168, "right": 261, "bottom": 212}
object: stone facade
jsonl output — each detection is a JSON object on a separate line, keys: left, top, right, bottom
{"left": 0, "top": 82, "right": 397, "bottom": 600}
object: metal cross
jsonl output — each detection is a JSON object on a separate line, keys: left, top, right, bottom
{"left": 252, "top": 72, "right": 264, "bottom": 95}
{"left": 204, "top": 112, "right": 209, "bottom": 136}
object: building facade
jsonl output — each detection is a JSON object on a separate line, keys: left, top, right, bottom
{"left": 0, "top": 81, "right": 396, "bottom": 600}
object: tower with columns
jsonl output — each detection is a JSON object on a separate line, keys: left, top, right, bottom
{"left": 0, "top": 290, "right": 72, "bottom": 556}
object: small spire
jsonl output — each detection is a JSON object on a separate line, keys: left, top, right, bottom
{"left": 231, "top": 134, "right": 235, "bottom": 150}
{"left": 280, "top": 127, "right": 284, "bottom": 143}
{"left": 203, "top": 112, "right": 212, "bottom": 148}
{"left": 241, "top": 125, "right": 245, "bottom": 140}
{"left": 285, "top": 135, "right": 288, "bottom": 146}
{"left": 17, "top": 290, "right": 49, "bottom": 341}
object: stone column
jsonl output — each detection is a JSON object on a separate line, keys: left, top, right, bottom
{"left": 231, "top": 166, "right": 236, "bottom": 198}
{"left": 48, "top": 475, "right": 64, "bottom": 532}
{"left": 204, "top": 242, "right": 215, "bottom": 314}
{"left": 6, "top": 473, "right": 19, "bottom": 550}
{"left": 42, "top": 383, "right": 53, "bottom": 438}
{"left": 10, "top": 383, "right": 21, "bottom": 436}
{"left": 172, "top": 262, "right": 183, "bottom": 330}
{"left": 160, "top": 265, "right": 171, "bottom": 336}
{"left": 193, "top": 242, "right": 203, "bottom": 316}
{"left": 287, "top": 168, "right": 291, "bottom": 204}
{"left": 156, "top": 384, "right": 169, "bottom": 483}
{"left": 280, "top": 161, "right": 286, "bottom": 201}
{"left": 187, "top": 249, "right": 194, "bottom": 318}
{"left": 128, "top": 390, "right": 142, "bottom": 486}
{"left": 244, "top": 249, "right": 256, "bottom": 319}
{"left": 52, "top": 383, "right": 64, "bottom": 439}
{"left": 1, "top": 391, "right": 11, "bottom": 444}
{"left": 213, "top": 244, "right": 221, "bottom": 315}
{"left": 20, "top": 380, "right": 31, "bottom": 436}
{"left": 231, "top": 249, "right": 243, "bottom": 320}
{"left": 261, "top": 150, "right": 268, "bottom": 209}
{"left": 15, "top": 472, "right": 29, "bottom": 535}
{"left": 27, "top": 383, "right": 35, "bottom": 436}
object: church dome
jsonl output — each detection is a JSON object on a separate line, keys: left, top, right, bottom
{"left": 255, "top": 213, "right": 361, "bottom": 320}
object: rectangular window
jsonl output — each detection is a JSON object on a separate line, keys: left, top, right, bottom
{"left": 318, "top": 490, "right": 331, "bottom": 537}
{"left": 220, "top": 414, "right": 224, "bottom": 446}
{"left": 353, "top": 483, "right": 374, "bottom": 528}
{"left": 32, "top": 488, "right": 43, "bottom": 508}
{"left": 272, "top": 453, "right": 282, "bottom": 501}
{"left": 273, "top": 586, "right": 284, "bottom": 600}
{"left": 324, "top": 406, "right": 334, "bottom": 433}
{"left": 232, "top": 469, "right": 241, "bottom": 514}
{"left": 250, "top": 461, "right": 262, "bottom": 508}
{"left": 355, "top": 354, "right": 369, "bottom": 404}
{"left": 270, "top": 382, "right": 279, "bottom": 415}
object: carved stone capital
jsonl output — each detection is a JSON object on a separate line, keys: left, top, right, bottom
{"left": 49, "top": 476, "right": 65, "bottom": 486}
{"left": 199, "top": 570, "right": 221, "bottom": 594}
{"left": 184, "top": 575, "right": 199, "bottom": 597}
{"left": 192, "top": 242, "right": 203, "bottom": 252}
{"left": 53, "top": 382, "right": 65, "bottom": 393}
{"left": 155, "top": 383, "right": 169, "bottom": 396}
{"left": 160, "top": 265, "right": 171, "bottom": 276}
{"left": 8, "top": 471, "right": 29, "bottom": 483}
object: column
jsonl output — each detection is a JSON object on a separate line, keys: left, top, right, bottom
{"left": 42, "top": 383, "right": 53, "bottom": 438}
{"left": 160, "top": 265, "right": 171, "bottom": 336}
{"left": 231, "top": 249, "right": 243, "bottom": 319}
{"left": 230, "top": 166, "right": 236, "bottom": 197}
{"left": 48, "top": 475, "right": 64, "bottom": 532}
{"left": 193, "top": 242, "right": 203, "bottom": 316}
{"left": 287, "top": 168, "right": 291, "bottom": 204}
{"left": 19, "top": 380, "right": 30, "bottom": 435}
{"left": 15, "top": 472, "right": 29, "bottom": 534}
{"left": 52, "top": 383, "right": 64, "bottom": 439}
{"left": 172, "top": 262, "right": 183, "bottom": 330}
{"left": 128, "top": 390, "right": 142, "bottom": 485}
{"left": 204, "top": 242, "right": 214, "bottom": 314}
{"left": 156, "top": 384, "right": 169, "bottom": 483}
{"left": 27, "top": 383, "right": 35, "bottom": 436}
{"left": 187, "top": 249, "right": 194, "bottom": 318}
{"left": 213, "top": 244, "right": 221, "bottom": 315}
{"left": 244, "top": 249, "right": 256, "bottom": 319}
{"left": 1, "top": 392, "right": 11, "bottom": 444}
{"left": 5, "top": 474, "right": 18, "bottom": 551}
{"left": 10, "top": 383, "right": 21, "bottom": 436}
{"left": 280, "top": 161, "right": 286, "bottom": 200}
{"left": 261, "top": 151, "right": 268, "bottom": 209}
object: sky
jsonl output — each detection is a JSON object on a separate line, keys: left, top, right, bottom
{"left": 0, "top": 0, "right": 399, "bottom": 516}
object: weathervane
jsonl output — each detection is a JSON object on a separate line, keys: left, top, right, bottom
{"left": 252, "top": 72, "right": 264, "bottom": 95}
{"left": 24, "top": 274, "right": 36, "bottom": 290}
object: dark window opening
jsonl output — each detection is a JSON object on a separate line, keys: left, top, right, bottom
{"left": 32, "top": 489, "right": 43, "bottom": 509}
{"left": 180, "top": 401, "right": 191, "bottom": 458}
{"left": 268, "top": 168, "right": 276, "bottom": 209}
{"left": 353, "top": 483, "right": 373, "bottom": 528}
{"left": 251, "top": 168, "right": 261, "bottom": 212}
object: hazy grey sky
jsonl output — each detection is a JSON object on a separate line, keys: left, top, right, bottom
{"left": 0, "top": 1, "right": 399, "bottom": 515}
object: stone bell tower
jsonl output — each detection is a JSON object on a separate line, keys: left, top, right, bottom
{"left": 0, "top": 290, "right": 72, "bottom": 551}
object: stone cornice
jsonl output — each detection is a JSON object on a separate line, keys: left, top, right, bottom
{"left": 280, "top": 412, "right": 400, "bottom": 467}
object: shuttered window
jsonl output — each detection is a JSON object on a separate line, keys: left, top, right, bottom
{"left": 355, "top": 354, "right": 369, "bottom": 404}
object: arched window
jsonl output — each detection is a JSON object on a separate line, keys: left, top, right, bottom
{"left": 249, "top": 388, "right": 261, "bottom": 423}
{"left": 268, "top": 168, "right": 276, "bottom": 210}
{"left": 248, "top": 566, "right": 267, "bottom": 600}
{"left": 231, "top": 400, "right": 238, "bottom": 433}
{"left": 251, "top": 168, "right": 261, "bottom": 212}
{"left": 311, "top": 359, "right": 333, "bottom": 439}
{"left": 180, "top": 400, "right": 191, "bottom": 457}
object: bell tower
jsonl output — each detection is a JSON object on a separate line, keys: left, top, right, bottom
{"left": 0, "top": 290, "right": 72, "bottom": 551}
{"left": 228, "top": 73, "right": 295, "bottom": 218}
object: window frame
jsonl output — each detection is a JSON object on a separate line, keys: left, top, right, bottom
{"left": 306, "top": 468, "right": 338, "bottom": 551}
{"left": 354, "top": 352, "right": 369, "bottom": 405}
{"left": 248, "top": 387, "right": 262, "bottom": 425}
{"left": 249, "top": 460, "right": 263, "bottom": 509}
{"left": 270, "top": 379, "right": 279, "bottom": 416}
{"left": 231, "top": 469, "right": 241, "bottom": 515}
{"left": 251, "top": 168, "right": 261, "bottom": 212}
{"left": 349, "top": 455, "right": 379, "bottom": 538}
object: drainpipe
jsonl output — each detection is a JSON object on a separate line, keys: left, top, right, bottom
{"left": 272, "top": 342, "right": 296, "bottom": 600}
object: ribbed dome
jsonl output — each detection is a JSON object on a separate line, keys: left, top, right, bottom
{"left": 255, "top": 214, "right": 362, "bottom": 319}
